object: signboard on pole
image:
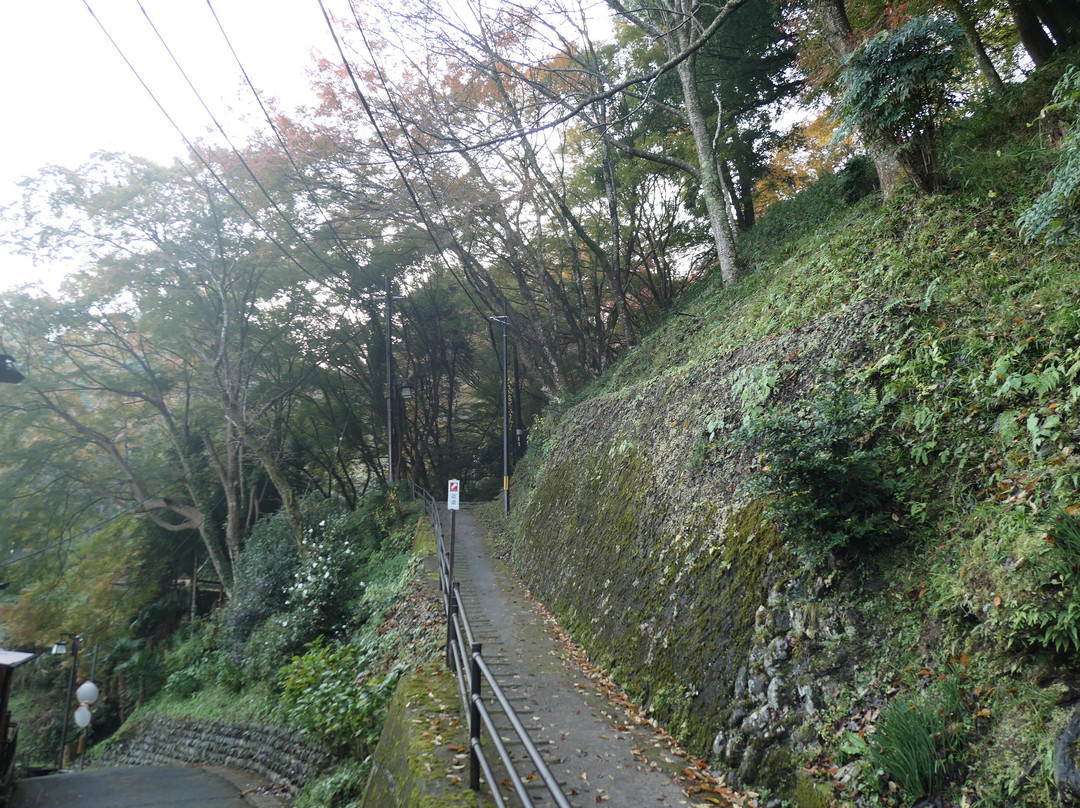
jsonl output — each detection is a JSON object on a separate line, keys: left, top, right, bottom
{"left": 448, "top": 479, "right": 460, "bottom": 511}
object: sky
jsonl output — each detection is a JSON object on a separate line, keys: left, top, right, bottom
{"left": 0, "top": 0, "right": 341, "bottom": 290}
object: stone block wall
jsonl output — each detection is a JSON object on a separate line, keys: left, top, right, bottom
{"left": 95, "top": 715, "right": 332, "bottom": 794}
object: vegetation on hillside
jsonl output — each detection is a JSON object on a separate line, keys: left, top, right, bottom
{"left": 6, "top": 491, "right": 441, "bottom": 807}
{"left": 1, "top": 0, "right": 1079, "bottom": 804}
{"left": 493, "top": 51, "right": 1080, "bottom": 808}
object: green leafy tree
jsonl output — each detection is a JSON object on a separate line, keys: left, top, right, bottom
{"left": 837, "top": 16, "right": 965, "bottom": 193}
{"left": 0, "top": 152, "right": 349, "bottom": 592}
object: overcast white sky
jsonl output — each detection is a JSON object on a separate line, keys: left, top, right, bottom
{"left": 0, "top": 0, "right": 340, "bottom": 290}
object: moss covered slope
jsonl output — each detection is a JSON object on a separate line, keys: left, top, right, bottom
{"left": 501, "top": 60, "right": 1080, "bottom": 808}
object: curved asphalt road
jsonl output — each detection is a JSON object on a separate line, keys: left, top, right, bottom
{"left": 9, "top": 765, "right": 273, "bottom": 808}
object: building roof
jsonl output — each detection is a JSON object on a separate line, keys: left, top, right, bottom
{"left": 0, "top": 650, "right": 36, "bottom": 669}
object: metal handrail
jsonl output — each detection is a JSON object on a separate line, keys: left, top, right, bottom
{"left": 414, "top": 484, "right": 574, "bottom": 808}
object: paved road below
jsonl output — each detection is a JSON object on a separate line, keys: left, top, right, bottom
{"left": 8, "top": 765, "right": 281, "bottom": 808}
{"left": 447, "top": 505, "right": 720, "bottom": 807}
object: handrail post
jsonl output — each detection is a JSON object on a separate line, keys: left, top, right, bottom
{"left": 449, "top": 508, "right": 457, "bottom": 590}
{"left": 447, "top": 589, "right": 459, "bottom": 671}
{"left": 469, "top": 642, "right": 483, "bottom": 791}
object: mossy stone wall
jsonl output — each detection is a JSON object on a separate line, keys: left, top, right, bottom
{"left": 362, "top": 669, "right": 491, "bottom": 808}
{"left": 510, "top": 302, "right": 886, "bottom": 765}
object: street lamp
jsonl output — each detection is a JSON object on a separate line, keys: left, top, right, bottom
{"left": 0, "top": 355, "right": 23, "bottom": 385}
{"left": 489, "top": 302, "right": 510, "bottom": 516}
{"left": 74, "top": 680, "right": 99, "bottom": 769}
{"left": 50, "top": 633, "right": 79, "bottom": 770}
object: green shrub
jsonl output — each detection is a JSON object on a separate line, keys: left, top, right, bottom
{"left": 836, "top": 154, "right": 880, "bottom": 204}
{"left": 999, "top": 505, "right": 1080, "bottom": 655}
{"left": 161, "top": 648, "right": 244, "bottom": 699}
{"left": 227, "top": 493, "right": 397, "bottom": 664}
{"left": 163, "top": 668, "right": 202, "bottom": 699}
{"left": 732, "top": 379, "right": 908, "bottom": 564}
{"left": 279, "top": 637, "right": 400, "bottom": 757}
{"left": 203, "top": 649, "right": 244, "bottom": 693}
{"left": 235, "top": 492, "right": 414, "bottom": 682}
{"left": 281, "top": 508, "right": 376, "bottom": 645}
{"left": 224, "top": 509, "right": 300, "bottom": 656}
{"left": 296, "top": 759, "right": 371, "bottom": 808}
{"left": 1018, "top": 66, "right": 1080, "bottom": 248}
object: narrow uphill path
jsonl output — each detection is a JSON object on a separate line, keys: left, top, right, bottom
{"left": 445, "top": 504, "right": 729, "bottom": 807}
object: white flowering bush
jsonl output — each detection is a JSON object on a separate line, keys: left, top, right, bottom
{"left": 235, "top": 492, "right": 405, "bottom": 681}
{"left": 280, "top": 509, "right": 372, "bottom": 645}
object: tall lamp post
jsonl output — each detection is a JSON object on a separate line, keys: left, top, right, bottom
{"left": 50, "top": 633, "right": 79, "bottom": 770}
{"left": 383, "top": 277, "right": 406, "bottom": 485}
{"left": 489, "top": 302, "right": 509, "bottom": 516}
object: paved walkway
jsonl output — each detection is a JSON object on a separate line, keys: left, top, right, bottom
{"left": 7, "top": 765, "right": 284, "bottom": 808}
{"left": 446, "top": 505, "right": 723, "bottom": 807}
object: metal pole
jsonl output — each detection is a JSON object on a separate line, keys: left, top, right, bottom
{"left": 56, "top": 635, "right": 78, "bottom": 771}
{"left": 385, "top": 276, "right": 394, "bottom": 486}
{"left": 489, "top": 307, "right": 510, "bottom": 516}
{"left": 190, "top": 547, "right": 198, "bottom": 638}
{"left": 81, "top": 645, "right": 100, "bottom": 771}
{"left": 501, "top": 300, "right": 509, "bottom": 516}
{"left": 447, "top": 587, "right": 459, "bottom": 671}
{"left": 449, "top": 510, "right": 457, "bottom": 590}
{"left": 469, "top": 642, "right": 483, "bottom": 791}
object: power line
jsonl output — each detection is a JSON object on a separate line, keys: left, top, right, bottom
{"left": 82, "top": 0, "right": 340, "bottom": 295}
{"left": 135, "top": 0, "right": 346, "bottom": 285}
{"left": 81, "top": 0, "right": 394, "bottom": 383}
{"left": 322, "top": 1, "right": 502, "bottom": 321}
{"left": 204, "top": 0, "right": 386, "bottom": 299}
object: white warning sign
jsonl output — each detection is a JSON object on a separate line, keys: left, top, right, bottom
{"left": 448, "top": 479, "right": 460, "bottom": 511}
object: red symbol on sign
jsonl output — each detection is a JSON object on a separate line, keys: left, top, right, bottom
{"left": 449, "top": 481, "right": 459, "bottom": 492}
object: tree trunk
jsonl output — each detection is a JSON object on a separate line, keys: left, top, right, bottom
{"left": 245, "top": 437, "right": 304, "bottom": 554}
{"left": 202, "top": 430, "right": 243, "bottom": 567}
{"left": 1009, "top": 0, "right": 1057, "bottom": 65}
{"left": 945, "top": 0, "right": 1005, "bottom": 94}
{"left": 1029, "top": 0, "right": 1080, "bottom": 47}
{"left": 817, "top": 0, "right": 907, "bottom": 200}
{"left": 601, "top": 137, "right": 635, "bottom": 349}
{"left": 677, "top": 55, "right": 739, "bottom": 285}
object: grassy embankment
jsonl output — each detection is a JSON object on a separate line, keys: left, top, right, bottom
{"left": 489, "top": 55, "right": 1080, "bottom": 808}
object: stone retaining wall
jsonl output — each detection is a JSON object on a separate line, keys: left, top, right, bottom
{"left": 96, "top": 715, "right": 332, "bottom": 794}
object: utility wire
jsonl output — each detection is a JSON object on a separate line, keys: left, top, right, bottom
{"left": 82, "top": 0, "right": 384, "bottom": 378}
{"left": 324, "top": 0, "right": 502, "bottom": 322}
{"left": 204, "top": 0, "right": 386, "bottom": 300}
{"left": 135, "top": 0, "right": 346, "bottom": 285}
{"left": 9, "top": 5, "right": 380, "bottom": 573}
{"left": 83, "top": 0, "right": 336, "bottom": 293}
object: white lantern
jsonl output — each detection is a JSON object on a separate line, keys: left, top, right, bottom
{"left": 76, "top": 681, "right": 99, "bottom": 705}
{"left": 73, "top": 704, "right": 92, "bottom": 729}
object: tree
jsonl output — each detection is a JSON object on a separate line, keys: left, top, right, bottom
{"left": 943, "top": 0, "right": 1005, "bottom": 95}
{"left": 598, "top": 0, "right": 749, "bottom": 283}
{"left": 0, "top": 152, "right": 352, "bottom": 592}
{"left": 837, "top": 16, "right": 964, "bottom": 193}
